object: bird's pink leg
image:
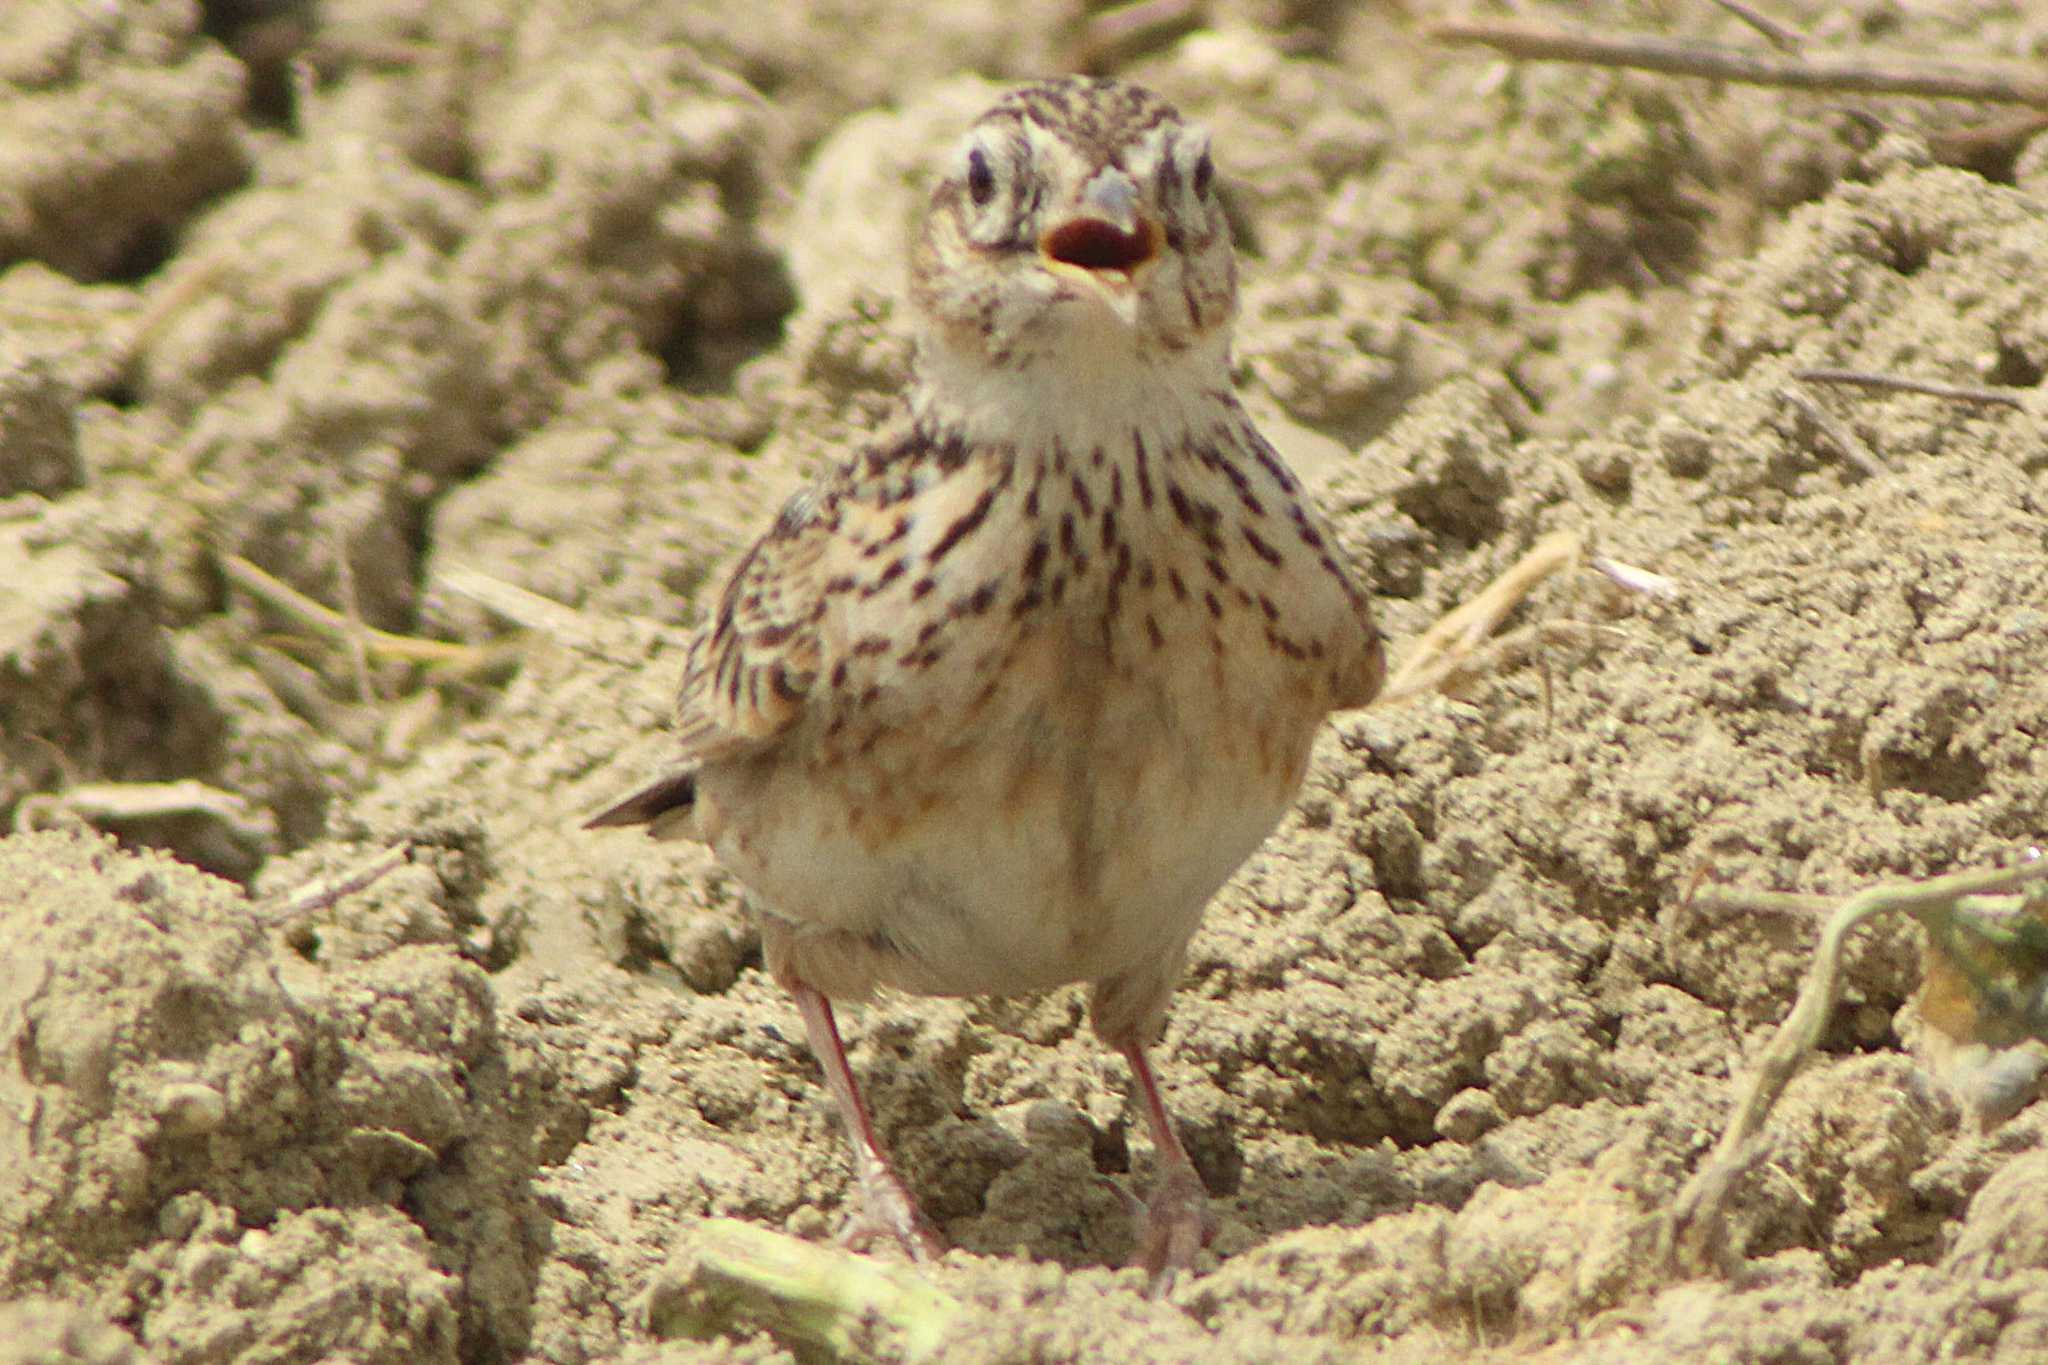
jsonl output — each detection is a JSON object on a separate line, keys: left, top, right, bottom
{"left": 791, "top": 982, "right": 946, "bottom": 1261}
{"left": 1121, "top": 1039, "right": 1211, "bottom": 1290}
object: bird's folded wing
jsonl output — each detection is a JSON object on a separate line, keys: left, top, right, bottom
{"left": 668, "top": 486, "right": 833, "bottom": 766}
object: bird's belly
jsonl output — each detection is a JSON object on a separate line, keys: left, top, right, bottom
{"left": 702, "top": 617, "right": 1325, "bottom": 999}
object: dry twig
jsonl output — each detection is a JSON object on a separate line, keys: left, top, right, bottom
{"left": 1707, "top": 0, "right": 1803, "bottom": 54}
{"left": 1665, "top": 850, "right": 2048, "bottom": 1272}
{"left": 13, "top": 779, "right": 277, "bottom": 846}
{"left": 1066, "top": 0, "right": 1201, "bottom": 74}
{"left": 1778, "top": 385, "right": 1886, "bottom": 477}
{"left": 1430, "top": 19, "right": 2048, "bottom": 108}
{"left": 1793, "top": 366, "right": 2030, "bottom": 411}
{"left": 261, "top": 843, "right": 413, "bottom": 931}
{"left": 1590, "top": 554, "right": 1680, "bottom": 599}
{"left": 434, "top": 565, "right": 687, "bottom": 661}
{"left": 1378, "top": 531, "right": 1585, "bottom": 704}
{"left": 220, "top": 553, "right": 510, "bottom": 675}
{"left": 1373, "top": 531, "right": 1677, "bottom": 707}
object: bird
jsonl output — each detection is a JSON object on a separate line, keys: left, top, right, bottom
{"left": 587, "top": 74, "right": 1384, "bottom": 1285}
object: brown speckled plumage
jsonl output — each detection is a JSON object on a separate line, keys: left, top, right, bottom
{"left": 589, "top": 76, "right": 1383, "bottom": 1285}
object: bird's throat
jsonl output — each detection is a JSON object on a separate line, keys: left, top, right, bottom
{"left": 910, "top": 324, "right": 1234, "bottom": 466}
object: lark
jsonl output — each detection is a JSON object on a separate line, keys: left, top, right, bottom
{"left": 589, "top": 76, "right": 1383, "bottom": 1282}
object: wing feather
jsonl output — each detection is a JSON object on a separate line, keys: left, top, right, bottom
{"left": 668, "top": 483, "right": 833, "bottom": 765}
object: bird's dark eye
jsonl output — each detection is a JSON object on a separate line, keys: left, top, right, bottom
{"left": 1192, "top": 149, "right": 1214, "bottom": 198}
{"left": 967, "top": 148, "right": 995, "bottom": 206}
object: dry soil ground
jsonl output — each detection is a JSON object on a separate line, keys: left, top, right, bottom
{"left": 3, "top": 2, "right": 2047, "bottom": 1361}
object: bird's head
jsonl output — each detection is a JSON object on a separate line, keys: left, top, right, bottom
{"left": 910, "top": 77, "right": 1237, "bottom": 372}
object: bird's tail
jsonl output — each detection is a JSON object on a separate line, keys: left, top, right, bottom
{"left": 583, "top": 770, "right": 699, "bottom": 839}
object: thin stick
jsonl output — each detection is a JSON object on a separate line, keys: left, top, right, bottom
{"left": 434, "top": 564, "right": 685, "bottom": 661}
{"left": 1372, "top": 532, "right": 1678, "bottom": 708}
{"left": 1068, "top": 0, "right": 1200, "bottom": 73}
{"left": 263, "top": 843, "right": 412, "bottom": 928}
{"left": 434, "top": 566, "right": 609, "bottom": 642}
{"left": 331, "top": 527, "right": 379, "bottom": 705}
{"left": 1382, "top": 618, "right": 1626, "bottom": 708}
{"left": 119, "top": 258, "right": 235, "bottom": 366}
{"left": 14, "top": 779, "right": 275, "bottom": 844}
{"left": 1778, "top": 386, "right": 1886, "bottom": 477}
{"left": 220, "top": 553, "right": 502, "bottom": 672}
{"left": 1665, "top": 852, "right": 2048, "bottom": 1271}
{"left": 1793, "top": 367, "right": 2029, "bottom": 410}
{"left": 1707, "top": 0, "right": 1803, "bottom": 54}
{"left": 1590, "top": 555, "right": 1679, "bottom": 599}
{"left": 1379, "top": 530, "right": 1584, "bottom": 703}
{"left": 1431, "top": 19, "right": 2048, "bottom": 109}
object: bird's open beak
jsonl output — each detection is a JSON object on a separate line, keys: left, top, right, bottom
{"left": 1039, "top": 169, "right": 1160, "bottom": 327}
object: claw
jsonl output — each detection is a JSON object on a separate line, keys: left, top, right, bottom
{"left": 1129, "top": 1162, "right": 1212, "bottom": 1296}
{"left": 793, "top": 983, "right": 947, "bottom": 1265}
{"left": 839, "top": 1168, "right": 947, "bottom": 1263}
{"left": 1100, "top": 1173, "right": 1147, "bottom": 1223}
{"left": 1113, "top": 1040, "right": 1215, "bottom": 1294}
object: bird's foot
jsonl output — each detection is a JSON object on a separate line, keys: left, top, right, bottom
{"left": 790, "top": 983, "right": 946, "bottom": 1263}
{"left": 837, "top": 1167, "right": 947, "bottom": 1263}
{"left": 1120, "top": 1161, "right": 1212, "bottom": 1295}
